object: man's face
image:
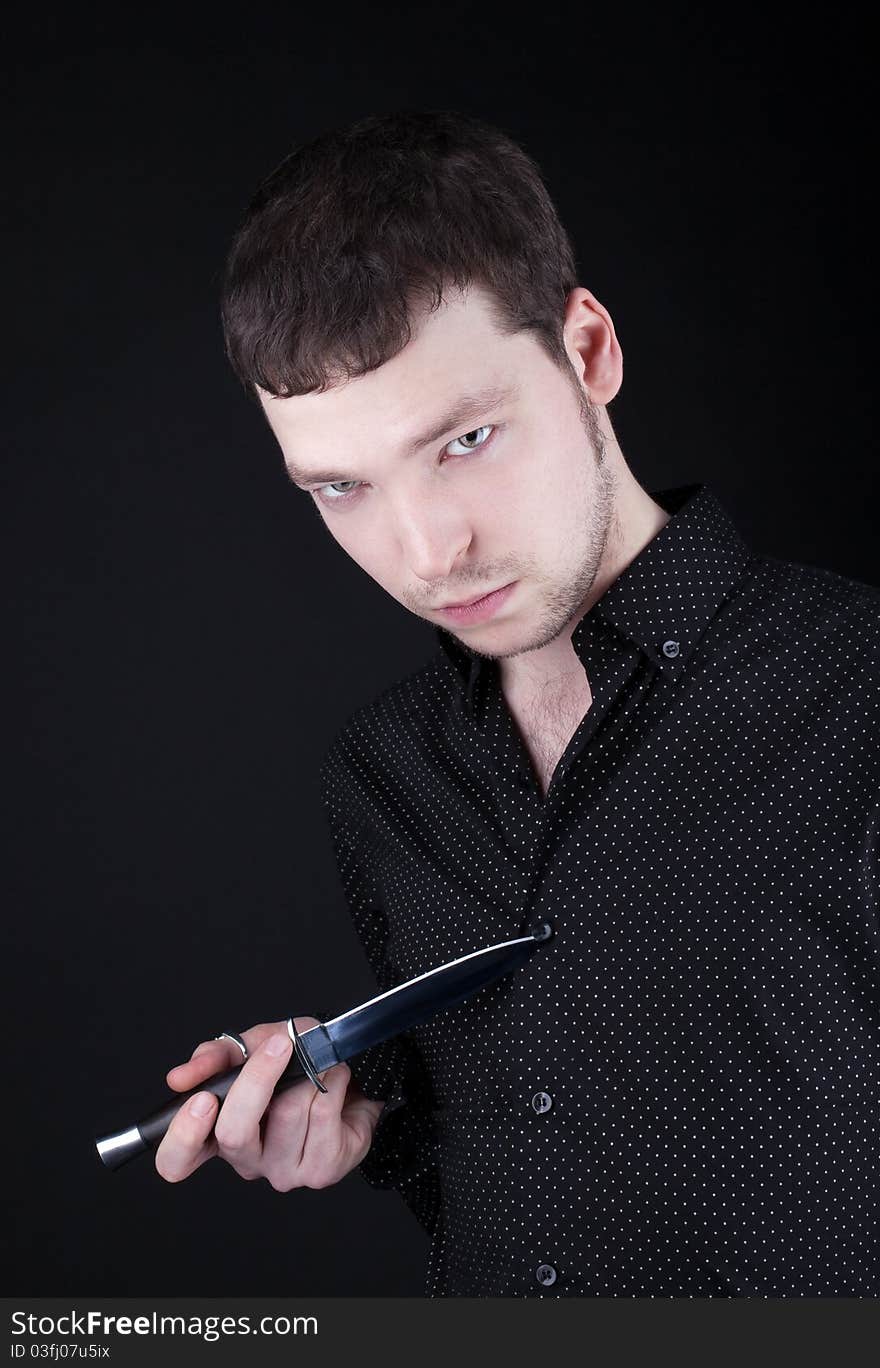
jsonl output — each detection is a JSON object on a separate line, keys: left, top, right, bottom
{"left": 259, "top": 283, "right": 617, "bottom": 662}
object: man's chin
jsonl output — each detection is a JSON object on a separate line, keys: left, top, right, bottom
{"left": 430, "top": 618, "right": 509, "bottom": 661}
{"left": 473, "top": 612, "right": 586, "bottom": 662}
{"left": 441, "top": 622, "right": 557, "bottom": 664}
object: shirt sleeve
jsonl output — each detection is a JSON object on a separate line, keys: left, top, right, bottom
{"left": 319, "top": 734, "right": 442, "bottom": 1240}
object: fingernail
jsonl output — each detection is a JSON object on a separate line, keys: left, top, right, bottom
{"left": 189, "top": 1092, "right": 215, "bottom": 1118}
{"left": 265, "top": 1032, "right": 289, "bottom": 1056}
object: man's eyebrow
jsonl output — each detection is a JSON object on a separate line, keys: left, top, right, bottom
{"left": 284, "top": 381, "right": 519, "bottom": 487}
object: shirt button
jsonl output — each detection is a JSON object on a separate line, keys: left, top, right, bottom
{"left": 661, "top": 639, "right": 680, "bottom": 658}
{"left": 531, "top": 1091, "right": 553, "bottom": 1113}
{"left": 535, "top": 1263, "right": 557, "bottom": 1287}
{"left": 529, "top": 920, "right": 554, "bottom": 942}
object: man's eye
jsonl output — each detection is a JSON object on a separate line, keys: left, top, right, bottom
{"left": 446, "top": 425, "right": 494, "bottom": 456}
{"left": 319, "top": 480, "right": 361, "bottom": 500}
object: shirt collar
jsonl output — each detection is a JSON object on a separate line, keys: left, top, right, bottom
{"left": 434, "top": 483, "right": 755, "bottom": 712}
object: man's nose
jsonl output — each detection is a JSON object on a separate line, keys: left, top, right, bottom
{"left": 390, "top": 490, "right": 472, "bottom": 583}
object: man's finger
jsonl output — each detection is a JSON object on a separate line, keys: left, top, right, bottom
{"left": 212, "top": 1029, "right": 296, "bottom": 1156}
{"left": 154, "top": 1090, "right": 220, "bottom": 1183}
{"left": 165, "top": 1023, "right": 283, "bottom": 1091}
{"left": 296, "top": 1063, "right": 362, "bottom": 1180}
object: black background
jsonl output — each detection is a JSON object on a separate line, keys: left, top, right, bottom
{"left": 4, "top": 9, "right": 877, "bottom": 1296}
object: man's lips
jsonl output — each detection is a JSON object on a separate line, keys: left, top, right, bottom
{"left": 431, "top": 582, "right": 518, "bottom": 625}
{"left": 436, "top": 586, "right": 505, "bottom": 609}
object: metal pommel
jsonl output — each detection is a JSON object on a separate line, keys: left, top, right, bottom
{"left": 95, "top": 1125, "right": 149, "bottom": 1171}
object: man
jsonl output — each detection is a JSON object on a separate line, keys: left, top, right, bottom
{"left": 155, "top": 110, "right": 880, "bottom": 1296}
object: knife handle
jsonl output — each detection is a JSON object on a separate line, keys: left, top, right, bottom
{"left": 95, "top": 1039, "right": 312, "bottom": 1171}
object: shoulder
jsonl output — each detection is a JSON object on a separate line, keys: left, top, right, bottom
{"left": 749, "top": 551, "right": 880, "bottom": 614}
{"left": 743, "top": 552, "right": 880, "bottom": 666}
{"left": 319, "top": 647, "right": 455, "bottom": 789}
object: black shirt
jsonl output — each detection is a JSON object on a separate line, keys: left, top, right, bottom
{"left": 319, "top": 482, "right": 880, "bottom": 1297}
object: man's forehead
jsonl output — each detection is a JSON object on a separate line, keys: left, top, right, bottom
{"left": 258, "top": 367, "right": 511, "bottom": 425}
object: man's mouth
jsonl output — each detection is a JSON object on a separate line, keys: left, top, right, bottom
{"left": 437, "top": 586, "right": 505, "bottom": 609}
{"left": 433, "top": 582, "right": 518, "bottom": 624}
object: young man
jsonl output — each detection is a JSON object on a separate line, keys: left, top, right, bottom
{"left": 155, "top": 111, "right": 880, "bottom": 1297}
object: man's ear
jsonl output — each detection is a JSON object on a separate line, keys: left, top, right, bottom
{"left": 562, "top": 287, "right": 623, "bottom": 406}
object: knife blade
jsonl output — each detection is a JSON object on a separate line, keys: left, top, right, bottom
{"left": 95, "top": 923, "right": 551, "bottom": 1170}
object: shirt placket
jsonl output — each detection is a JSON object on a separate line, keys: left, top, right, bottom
{"left": 467, "top": 623, "right": 662, "bottom": 1293}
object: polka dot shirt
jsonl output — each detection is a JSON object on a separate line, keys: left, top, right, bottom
{"left": 319, "top": 482, "right": 880, "bottom": 1296}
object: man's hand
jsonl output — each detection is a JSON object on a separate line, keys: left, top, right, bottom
{"left": 154, "top": 1017, "right": 385, "bottom": 1190}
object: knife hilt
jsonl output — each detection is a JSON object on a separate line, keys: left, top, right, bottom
{"left": 95, "top": 1018, "right": 329, "bottom": 1171}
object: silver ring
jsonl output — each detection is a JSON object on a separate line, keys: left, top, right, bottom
{"left": 215, "top": 1030, "right": 248, "bottom": 1061}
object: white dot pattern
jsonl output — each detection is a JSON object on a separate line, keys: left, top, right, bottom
{"left": 319, "top": 483, "right": 880, "bottom": 1296}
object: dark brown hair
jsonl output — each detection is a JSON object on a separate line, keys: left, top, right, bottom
{"left": 220, "top": 109, "right": 580, "bottom": 402}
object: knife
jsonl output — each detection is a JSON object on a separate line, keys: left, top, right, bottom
{"left": 95, "top": 923, "right": 552, "bottom": 1170}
